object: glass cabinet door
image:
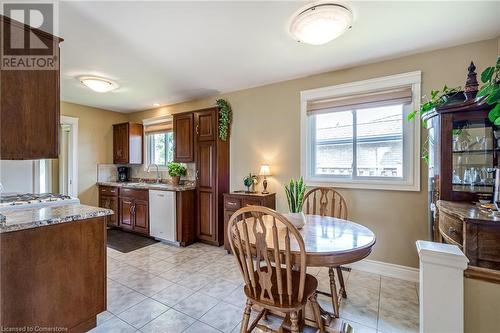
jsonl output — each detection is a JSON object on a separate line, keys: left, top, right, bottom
{"left": 452, "top": 119, "right": 495, "bottom": 194}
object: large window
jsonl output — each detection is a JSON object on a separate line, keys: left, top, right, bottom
{"left": 301, "top": 72, "right": 421, "bottom": 191}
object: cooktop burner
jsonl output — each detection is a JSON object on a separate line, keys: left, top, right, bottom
{"left": 0, "top": 193, "right": 73, "bottom": 205}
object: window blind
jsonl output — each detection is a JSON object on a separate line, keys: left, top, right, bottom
{"left": 307, "top": 86, "right": 412, "bottom": 115}
{"left": 144, "top": 121, "right": 172, "bottom": 135}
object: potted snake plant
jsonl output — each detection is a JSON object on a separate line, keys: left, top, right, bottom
{"left": 283, "top": 177, "right": 306, "bottom": 229}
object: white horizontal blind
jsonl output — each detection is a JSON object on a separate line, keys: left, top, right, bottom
{"left": 307, "top": 86, "right": 412, "bottom": 115}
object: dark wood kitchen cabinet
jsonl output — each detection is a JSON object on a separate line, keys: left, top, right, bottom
{"left": 0, "top": 15, "right": 63, "bottom": 160}
{"left": 98, "top": 185, "right": 119, "bottom": 227}
{"left": 173, "top": 113, "right": 194, "bottom": 162}
{"left": 0, "top": 216, "right": 107, "bottom": 332}
{"left": 172, "top": 106, "right": 229, "bottom": 246}
{"left": 223, "top": 192, "right": 276, "bottom": 251}
{"left": 113, "top": 122, "right": 143, "bottom": 164}
{"left": 118, "top": 188, "right": 149, "bottom": 236}
{"left": 194, "top": 107, "right": 229, "bottom": 246}
{"left": 195, "top": 109, "right": 217, "bottom": 141}
{"left": 197, "top": 141, "right": 217, "bottom": 242}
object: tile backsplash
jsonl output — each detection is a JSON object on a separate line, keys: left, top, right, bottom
{"left": 97, "top": 163, "right": 196, "bottom": 182}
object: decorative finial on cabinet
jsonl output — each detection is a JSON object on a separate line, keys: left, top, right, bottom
{"left": 465, "top": 61, "right": 479, "bottom": 99}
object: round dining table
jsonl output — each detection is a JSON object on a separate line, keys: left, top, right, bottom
{"left": 236, "top": 213, "right": 376, "bottom": 330}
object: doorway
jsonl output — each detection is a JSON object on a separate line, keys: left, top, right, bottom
{"left": 59, "top": 116, "right": 78, "bottom": 197}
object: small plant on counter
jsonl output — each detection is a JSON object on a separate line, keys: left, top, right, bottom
{"left": 243, "top": 173, "right": 258, "bottom": 193}
{"left": 167, "top": 162, "right": 187, "bottom": 186}
{"left": 216, "top": 98, "right": 232, "bottom": 141}
{"left": 284, "top": 177, "right": 306, "bottom": 213}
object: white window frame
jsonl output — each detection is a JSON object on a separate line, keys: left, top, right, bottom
{"left": 300, "top": 71, "right": 421, "bottom": 191}
{"left": 143, "top": 115, "right": 173, "bottom": 171}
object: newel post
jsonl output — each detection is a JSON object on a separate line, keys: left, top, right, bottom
{"left": 416, "top": 240, "right": 469, "bottom": 333}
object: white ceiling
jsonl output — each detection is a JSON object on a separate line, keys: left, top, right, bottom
{"left": 58, "top": 1, "right": 500, "bottom": 113}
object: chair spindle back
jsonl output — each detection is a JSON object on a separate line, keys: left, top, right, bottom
{"left": 303, "top": 187, "right": 348, "bottom": 219}
{"left": 227, "top": 206, "right": 307, "bottom": 306}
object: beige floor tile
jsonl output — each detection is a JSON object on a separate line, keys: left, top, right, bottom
{"left": 329, "top": 286, "right": 379, "bottom": 329}
{"left": 107, "top": 280, "right": 148, "bottom": 314}
{"left": 151, "top": 283, "right": 195, "bottom": 307}
{"left": 120, "top": 273, "right": 173, "bottom": 297}
{"left": 201, "top": 278, "right": 240, "bottom": 299}
{"left": 347, "top": 270, "right": 381, "bottom": 292}
{"left": 88, "top": 317, "right": 136, "bottom": 333}
{"left": 200, "top": 301, "right": 243, "bottom": 333}
{"left": 223, "top": 286, "right": 247, "bottom": 308}
{"left": 140, "top": 308, "right": 195, "bottom": 333}
{"left": 117, "top": 298, "right": 169, "bottom": 329}
{"left": 184, "top": 321, "right": 222, "bottom": 333}
{"left": 96, "top": 310, "right": 115, "bottom": 325}
{"left": 159, "top": 268, "right": 193, "bottom": 282}
{"left": 340, "top": 318, "right": 378, "bottom": 333}
{"left": 381, "top": 277, "right": 418, "bottom": 301}
{"left": 378, "top": 307, "right": 419, "bottom": 333}
{"left": 379, "top": 292, "right": 418, "bottom": 314}
{"left": 173, "top": 292, "right": 219, "bottom": 319}
{"left": 99, "top": 243, "right": 420, "bottom": 333}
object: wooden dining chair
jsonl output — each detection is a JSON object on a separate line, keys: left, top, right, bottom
{"left": 227, "top": 206, "right": 324, "bottom": 333}
{"left": 302, "top": 187, "right": 348, "bottom": 318}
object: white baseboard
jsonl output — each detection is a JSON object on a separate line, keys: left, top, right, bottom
{"left": 345, "top": 259, "right": 419, "bottom": 283}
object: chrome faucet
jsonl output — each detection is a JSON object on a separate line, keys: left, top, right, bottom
{"left": 147, "top": 164, "right": 161, "bottom": 183}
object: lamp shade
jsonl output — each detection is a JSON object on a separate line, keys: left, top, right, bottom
{"left": 259, "top": 165, "right": 271, "bottom": 176}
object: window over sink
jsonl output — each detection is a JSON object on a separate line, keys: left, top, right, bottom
{"left": 144, "top": 117, "right": 174, "bottom": 169}
{"left": 300, "top": 72, "right": 422, "bottom": 191}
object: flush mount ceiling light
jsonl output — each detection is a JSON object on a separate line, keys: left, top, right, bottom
{"left": 79, "top": 76, "right": 119, "bottom": 93}
{"left": 289, "top": 2, "right": 352, "bottom": 45}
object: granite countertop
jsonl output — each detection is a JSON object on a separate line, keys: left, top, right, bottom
{"left": 98, "top": 181, "right": 196, "bottom": 191}
{"left": 0, "top": 204, "right": 113, "bottom": 233}
{"left": 437, "top": 200, "right": 500, "bottom": 224}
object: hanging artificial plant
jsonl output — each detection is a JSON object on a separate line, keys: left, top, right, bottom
{"left": 216, "top": 99, "right": 232, "bottom": 141}
{"left": 479, "top": 56, "right": 500, "bottom": 124}
{"left": 407, "top": 57, "right": 500, "bottom": 163}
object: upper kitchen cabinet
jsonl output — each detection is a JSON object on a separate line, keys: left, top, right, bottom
{"left": 173, "top": 113, "right": 194, "bottom": 162}
{"left": 0, "top": 15, "right": 63, "bottom": 160}
{"left": 195, "top": 109, "right": 217, "bottom": 141}
{"left": 113, "top": 122, "right": 143, "bottom": 164}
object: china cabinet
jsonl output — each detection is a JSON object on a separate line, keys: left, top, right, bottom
{"left": 424, "top": 63, "right": 498, "bottom": 238}
{"left": 425, "top": 63, "right": 500, "bottom": 281}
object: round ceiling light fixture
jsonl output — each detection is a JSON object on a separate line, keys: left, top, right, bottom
{"left": 79, "top": 76, "right": 119, "bottom": 93}
{"left": 289, "top": 2, "right": 352, "bottom": 45}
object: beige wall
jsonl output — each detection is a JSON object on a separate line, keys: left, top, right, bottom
{"left": 465, "top": 277, "right": 500, "bottom": 333}
{"left": 127, "top": 38, "right": 499, "bottom": 268}
{"left": 61, "top": 102, "right": 128, "bottom": 206}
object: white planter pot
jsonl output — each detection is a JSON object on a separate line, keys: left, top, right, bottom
{"left": 283, "top": 211, "right": 306, "bottom": 229}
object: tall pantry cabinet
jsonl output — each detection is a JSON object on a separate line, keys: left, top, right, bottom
{"left": 173, "top": 107, "right": 229, "bottom": 246}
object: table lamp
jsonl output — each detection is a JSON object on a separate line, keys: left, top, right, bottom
{"left": 259, "top": 164, "right": 271, "bottom": 194}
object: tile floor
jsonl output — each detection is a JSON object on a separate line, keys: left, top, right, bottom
{"left": 89, "top": 241, "right": 419, "bottom": 333}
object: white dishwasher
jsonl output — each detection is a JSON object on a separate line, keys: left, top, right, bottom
{"left": 149, "top": 190, "right": 176, "bottom": 243}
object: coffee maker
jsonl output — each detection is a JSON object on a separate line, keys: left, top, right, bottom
{"left": 117, "top": 166, "right": 130, "bottom": 182}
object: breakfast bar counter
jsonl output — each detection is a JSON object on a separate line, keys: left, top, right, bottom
{"left": 0, "top": 204, "right": 111, "bottom": 332}
{"left": 0, "top": 204, "right": 113, "bottom": 233}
